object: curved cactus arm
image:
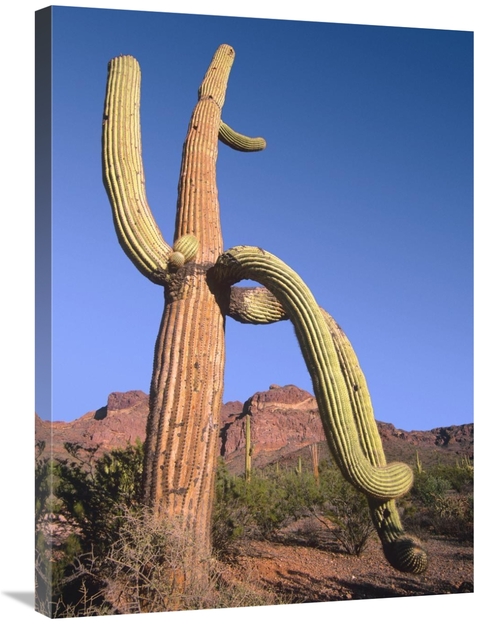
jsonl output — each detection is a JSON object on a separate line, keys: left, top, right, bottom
{"left": 219, "top": 121, "right": 266, "bottom": 152}
{"left": 320, "top": 311, "right": 387, "bottom": 466}
{"left": 228, "top": 286, "right": 288, "bottom": 324}
{"left": 224, "top": 279, "right": 427, "bottom": 573}
{"left": 320, "top": 310, "right": 428, "bottom": 574}
{"left": 102, "top": 55, "right": 174, "bottom": 284}
{"left": 214, "top": 245, "right": 413, "bottom": 501}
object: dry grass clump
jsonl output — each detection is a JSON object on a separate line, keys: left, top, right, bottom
{"left": 45, "top": 507, "right": 280, "bottom": 617}
{"left": 104, "top": 507, "right": 280, "bottom": 613}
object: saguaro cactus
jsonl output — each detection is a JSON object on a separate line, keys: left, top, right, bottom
{"left": 102, "top": 44, "right": 427, "bottom": 574}
{"left": 102, "top": 46, "right": 265, "bottom": 563}
{"left": 245, "top": 413, "right": 252, "bottom": 482}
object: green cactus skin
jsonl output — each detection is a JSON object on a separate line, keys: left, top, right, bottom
{"left": 102, "top": 55, "right": 173, "bottom": 285}
{"left": 173, "top": 233, "right": 199, "bottom": 263}
{"left": 219, "top": 121, "right": 266, "bottom": 152}
{"left": 167, "top": 251, "right": 187, "bottom": 270}
{"left": 168, "top": 234, "right": 200, "bottom": 271}
{"left": 228, "top": 285, "right": 289, "bottom": 324}
{"left": 218, "top": 253, "right": 426, "bottom": 572}
{"left": 320, "top": 310, "right": 428, "bottom": 574}
{"left": 214, "top": 245, "right": 413, "bottom": 502}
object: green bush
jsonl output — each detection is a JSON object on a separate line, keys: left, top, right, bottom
{"left": 56, "top": 441, "right": 144, "bottom": 553}
{"left": 35, "top": 441, "right": 145, "bottom": 616}
{"left": 402, "top": 457, "right": 473, "bottom": 542}
{"left": 316, "top": 472, "right": 374, "bottom": 555}
{"left": 212, "top": 459, "right": 373, "bottom": 557}
{"left": 412, "top": 473, "right": 452, "bottom": 506}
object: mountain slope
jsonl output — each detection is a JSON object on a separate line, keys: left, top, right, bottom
{"left": 36, "top": 385, "right": 473, "bottom": 471}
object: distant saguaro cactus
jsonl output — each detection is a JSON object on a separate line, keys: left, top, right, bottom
{"left": 245, "top": 413, "right": 252, "bottom": 482}
{"left": 102, "top": 44, "right": 427, "bottom": 575}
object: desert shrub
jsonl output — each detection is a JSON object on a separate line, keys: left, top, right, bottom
{"left": 103, "top": 508, "right": 201, "bottom": 613}
{"left": 315, "top": 469, "right": 374, "bottom": 555}
{"left": 213, "top": 460, "right": 325, "bottom": 549}
{"left": 102, "top": 508, "right": 271, "bottom": 613}
{"left": 35, "top": 446, "right": 57, "bottom": 523}
{"left": 430, "top": 492, "right": 473, "bottom": 541}
{"left": 35, "top": 455, "right": 68, "bottom": 616}
{"left": 213, "top": 459, "right": 374, "bottom": 557}
{"left": 36, "top": 441, "right": 144, "bottom": 616}
{"left": 49, "top": 506, "right": 280, "bottom": 616}
{"left": 213, "top": 469, "right": 286, "bottom": 544}
{"left": 412, "top": 472, "right": 452, "bottom": 506}
{"left": 56, "top": 440, "right": 144, "bottom": 554}
{"left": 212, "top": 459, "right": 251, "bottom": 553}
{"left": 430, "top": 459, "right": 473, "bottom": 493}
{"left": 402, "top": 458, "right": 474, "bottom": 542}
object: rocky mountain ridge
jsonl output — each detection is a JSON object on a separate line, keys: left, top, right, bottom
{"left": 35, "top": 385, "right": 473, "bottom": 471}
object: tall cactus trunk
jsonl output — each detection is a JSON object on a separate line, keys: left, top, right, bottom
{"left": 142, "top": 288, "right": 225, "bottom": 555}
{"left": 141, "top": 47, "right": 234, "bottom": 558}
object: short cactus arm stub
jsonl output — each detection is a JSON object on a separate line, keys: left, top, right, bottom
{"left": 228, "top": 286, "right": 288, "bottom": 324}
{"left": 219, "top": 121, "right": 266, "bottom": 152}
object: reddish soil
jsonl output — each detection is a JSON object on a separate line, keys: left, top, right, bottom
{"left": 222, "top": 534, "right": 473, "bottom": 604}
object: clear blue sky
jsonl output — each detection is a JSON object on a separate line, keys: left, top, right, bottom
{"left": 40, "top": 6, "right": 473, "bottom": 431}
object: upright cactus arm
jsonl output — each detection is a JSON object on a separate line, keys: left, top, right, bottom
{"left": 102, "top": 55, "right": 174, "bottom": 284}
{"left": 141, "top": 45, "right": 234, "bottom": 539}
{"left": 213, "top": 245, "right": 413, "bottom": 502}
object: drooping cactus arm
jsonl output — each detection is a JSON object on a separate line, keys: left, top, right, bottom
{"left": 225, "top": 278, "right": 427, "bottom": 573}
{"left": 214, "top": 245, "right": 413, "bottom": 501}
{"left": 102, "top": 55, "right": 173, "bottom": 284}
{"left": 320, "top": 311, "right": 386, "bottom": 466}
{"left": 320, "top": 310, "right": 428, "bottom": 573}
{"left": 219, "top": 121, "right": 266, "bottom": 152}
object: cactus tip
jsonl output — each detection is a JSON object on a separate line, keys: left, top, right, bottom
{"left": 383, "top": 537, "right": 429, "bottom": 574}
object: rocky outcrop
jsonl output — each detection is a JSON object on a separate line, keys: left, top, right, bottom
{"left": 35, "top": 390, "right": 149, "bottom": 462}
{"left": 220, "top": 385, "right": 324, "bottom": 473}
{"left": 36, "top": 386, "right": 473, "bottom": 472}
